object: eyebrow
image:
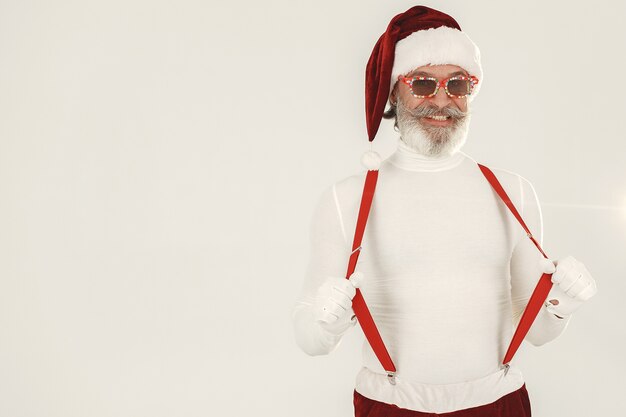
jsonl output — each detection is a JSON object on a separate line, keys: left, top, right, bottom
{"left": 410, "top": 70, "right": 468, "bottom": 77}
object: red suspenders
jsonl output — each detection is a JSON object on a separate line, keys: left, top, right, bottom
{"left": 345, "top": 170, "right": 397, "bottom": 384}
{"left": 345, "top": 163, "right": 555, "bottom": 384}
{"left": 477, "top": 164, "right": 555, "bottom": 366}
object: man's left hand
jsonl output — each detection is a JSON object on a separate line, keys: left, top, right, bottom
{"left": 539, "top": 255, "right": 598, "bottom": 318}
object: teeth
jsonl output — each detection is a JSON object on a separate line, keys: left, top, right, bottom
{"left": 426, "top": 115, "right": 449, "bottom": 121}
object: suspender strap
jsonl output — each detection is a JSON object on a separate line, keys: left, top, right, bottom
{"left": 477, "top": 164, "right": 555, "bottom": 365}
{"left": 345, "top": 170, "right": 397, "bottom": 379}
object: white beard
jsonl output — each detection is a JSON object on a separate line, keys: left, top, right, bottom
{"left": 396, "top": 99, "right": 472, "bottom": 157}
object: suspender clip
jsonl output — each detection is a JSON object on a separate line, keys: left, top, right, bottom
{"left": 501, "top": 363, "right": 510, "bottom": 376}
{"left": 387, "top": 371, "right": 396, "bottom": 385}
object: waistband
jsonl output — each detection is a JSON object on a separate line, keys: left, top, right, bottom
{"left": 354, "top": 365, "right": 525, "bottom": 414}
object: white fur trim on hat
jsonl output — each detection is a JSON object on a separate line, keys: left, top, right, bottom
{"left": 390, "top": 26, "right": 483, "bottom": 100}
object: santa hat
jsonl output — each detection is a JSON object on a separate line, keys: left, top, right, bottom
{"left": 363, "top": 5, "right": 483, "bottom": 169}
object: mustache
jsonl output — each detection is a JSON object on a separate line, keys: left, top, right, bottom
{"left": 399, "top": 102, "right": 467, "bottom": 120}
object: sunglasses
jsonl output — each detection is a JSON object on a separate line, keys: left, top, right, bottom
{"left": 398, "top": 74, "right": 479, "bottom": 98}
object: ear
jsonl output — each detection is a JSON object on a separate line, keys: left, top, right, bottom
{"left": 389, "top": 84, "right": 398, "bottom": 106}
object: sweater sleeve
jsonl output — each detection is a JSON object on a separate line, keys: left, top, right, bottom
{"left": 509, "top": 175, "right": 571, "bottom": 347}
{"left": 292, "top": 183, "right": 352, "bottom": 356}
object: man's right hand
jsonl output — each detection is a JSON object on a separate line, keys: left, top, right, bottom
{"left": 313, "top": 271, "right": 364, "bottom": 335}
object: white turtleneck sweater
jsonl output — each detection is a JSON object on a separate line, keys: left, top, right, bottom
{"left": 292, "top": 139, "right": 571, "bottom": 414}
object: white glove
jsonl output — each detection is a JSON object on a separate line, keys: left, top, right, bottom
{"left": 539, "top": 256, "right": 598, "bottom": 318}
{"left": 313, "top": 271, "right": 364, "bottom": 336}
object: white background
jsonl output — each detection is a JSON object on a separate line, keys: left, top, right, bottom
{"left": 1, "top": 0, "right": 625, "bottom": 416}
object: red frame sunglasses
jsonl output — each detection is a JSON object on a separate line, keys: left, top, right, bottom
{"left": 398, "top": 74, "right": 480, "bottom": 98}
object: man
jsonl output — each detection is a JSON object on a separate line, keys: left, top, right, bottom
{"left": 292, "top": 5, "right": 598, "bottom": 416}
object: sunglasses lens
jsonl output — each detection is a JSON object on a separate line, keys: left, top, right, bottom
{"left": 411, "top": 79, "right": 437, "bottom": 97}
{"left": 447, "top": 79, "right": 472, "bottom": 96}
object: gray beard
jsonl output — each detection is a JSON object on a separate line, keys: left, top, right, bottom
{"left": 396, "top": 99, "right": 472, "bottom": 157}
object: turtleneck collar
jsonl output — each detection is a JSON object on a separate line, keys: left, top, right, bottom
{"left": 387, "top": 137, "right": 467, "bottom": 172}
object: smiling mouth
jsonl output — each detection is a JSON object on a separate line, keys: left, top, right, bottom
{"left": 426, "top": 115, "right": 450, "bottom": 121}
{"left": 421, "top": 115, "right": 454, "bottom": 126}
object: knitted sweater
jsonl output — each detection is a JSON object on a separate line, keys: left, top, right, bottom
{"left": 292, "top": 138, "right": 570, "bottom": 413}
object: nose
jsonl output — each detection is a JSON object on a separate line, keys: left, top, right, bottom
{"left": 429, "top": 84, "right": 453, "bottom": 108}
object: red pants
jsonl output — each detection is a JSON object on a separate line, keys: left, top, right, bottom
{"left": 354, "top": 384, "right": 531, "bottom": 417}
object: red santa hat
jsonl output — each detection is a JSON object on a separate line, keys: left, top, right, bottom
{"left": 364, "top": 5, "right": 483, "bottom": 164}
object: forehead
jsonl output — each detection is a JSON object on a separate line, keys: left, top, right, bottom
{"left": 407, "top": 64, "right": 468, "bottom": 77}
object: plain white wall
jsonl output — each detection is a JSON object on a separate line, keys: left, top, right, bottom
{"left": 1, "top": 0, "right": 624, "bottom": 416}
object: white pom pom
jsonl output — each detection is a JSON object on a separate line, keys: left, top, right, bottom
{"left": 361, "top": 150, "right": 382, "bottom": 170}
